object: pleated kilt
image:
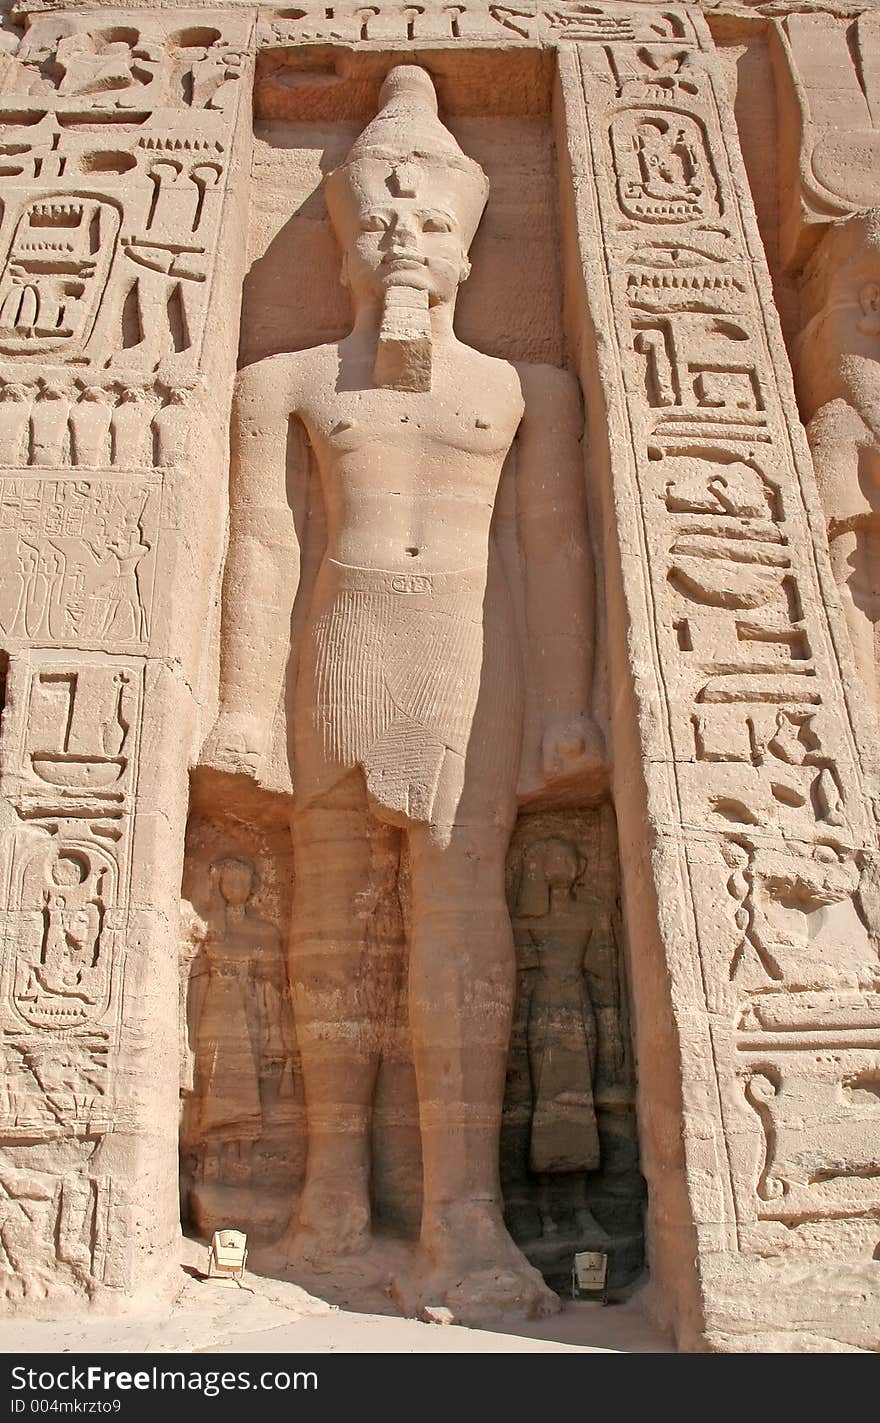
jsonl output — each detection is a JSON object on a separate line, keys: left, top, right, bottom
{"left": 293, "top": 558, "right": 522, "bottom": 818}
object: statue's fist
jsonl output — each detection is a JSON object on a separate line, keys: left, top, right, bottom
{"left": 541, "top": 716, "right": 606, "bottom": 785}
{"left": 200, "top": 711, "right": 266, "bottom": 777}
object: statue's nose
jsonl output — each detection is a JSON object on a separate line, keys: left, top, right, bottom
{"left": 388, "top": 220, "right": 419, "bottom": 252}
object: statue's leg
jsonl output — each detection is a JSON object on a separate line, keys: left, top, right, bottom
{"left": 287, "top": 774, "right": 400, "bottom": 1262}
{"left": 405, "top": 809, "right": 558, "bottom": 1320}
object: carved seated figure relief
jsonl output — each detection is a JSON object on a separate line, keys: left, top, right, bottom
{"left": 796, "top": 209, "right": 880, "bottom": 704}
{"left": 204, "top": 65, "right": 603, "bottom": 1320}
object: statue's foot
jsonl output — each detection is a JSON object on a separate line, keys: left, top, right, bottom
{"left": 402, "top": 1201, "right": 560, "bottom": 1325}
{"left": 281, "top": 1185, "right": 372, "bottom": 1274}
{"left": 572, "top": 1205, "right": 612, "bottom": 1242}
{"left": 439, "top": 1260, "right": 560, "bottom": 1326}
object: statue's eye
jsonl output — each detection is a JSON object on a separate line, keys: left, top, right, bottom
{"left": 422, "top": 214, "right": 453, "bottom": 233}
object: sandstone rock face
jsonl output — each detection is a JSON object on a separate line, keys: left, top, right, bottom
{"left": 0, "top": 0, "right": 877, "bottom": 1352}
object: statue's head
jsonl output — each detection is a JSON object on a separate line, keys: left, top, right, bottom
{"left": 325, "top": 66, "right": 489, "bottom": 309}
{"left": 214, "top": 857, "right": 253, "bottom": 907}
{"left": 800, "top": 208, "right": 880, "bottom": 366}
{"left": 516, "top": 837, "right": 581, "bottom": 917}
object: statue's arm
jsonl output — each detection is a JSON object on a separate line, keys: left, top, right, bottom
{"left": 515, "top": 362, "right": 604, "bottom": 791}
{"left": 203, "top": 356, "right": 305, "bottom": 775}
{"left": 807, "top": 398, "right": 879, "bottom": 533}
{"left": 182, "top": 947, "right": 210, "bottom": 1092}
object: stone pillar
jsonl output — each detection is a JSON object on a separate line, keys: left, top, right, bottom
{"left": 0, "top": 8, "right": 253, "bottom": 1311}
{"left": 555, "top": 13, "right": 880, "bottom": 1351}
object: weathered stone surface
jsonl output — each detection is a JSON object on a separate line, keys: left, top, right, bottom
{"left": 0, "top": 5, "right": 253, "bottom": 1312}
{"left": 555, "top": 16, "right": 879, "bottom": 1349}
{"left": 0, "top": 0, "right": 876, "bottom": 1353}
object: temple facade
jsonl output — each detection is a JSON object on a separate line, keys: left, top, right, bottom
{"left": 0, "top": 0, "right": 878, "bottom": 1352}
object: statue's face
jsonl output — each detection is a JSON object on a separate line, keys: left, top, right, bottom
{"left": 813, "top": 230, "right": 880, "bottom": 367}
{"left": 218, "top": 861, "right": 252, "bottom": 907}
{"left": 342, "top": 196, "right": 469, "bottom": 306}
{"left": 826, "top": 272, "right": 880, "bottom": 358}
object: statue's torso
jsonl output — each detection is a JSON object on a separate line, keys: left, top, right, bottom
{"left": 285, "top": 337, "right": 526, "bottom": 814}
{"left": 295, "top": 338, "right": 524, "bottom": 575}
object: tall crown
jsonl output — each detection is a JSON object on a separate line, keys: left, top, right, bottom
{"left": 325, "top": 66, "right": 489, "bottom": 248}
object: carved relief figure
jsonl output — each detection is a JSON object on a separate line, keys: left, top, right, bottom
{"left": 206, "top": 66, "right": 601, "bottom": 1318}
{"left": 796, "top": 209, "right": 880, "bottom": 704}
{"left": 520, "top": 841, "right": 598, "bottom": 1167}
{"left": 89, "top": 517, "right": 150, "bottom": 642}
{"left": 0, "top": 480, "right": 155, "bottom": 647}
{"left": 185, "top": 859, "right": 289, "bottom": 1182}
{"left": 517, "top": 837, "right": 607, "bottom": 1242}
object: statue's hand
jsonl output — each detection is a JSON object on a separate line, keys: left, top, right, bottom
{"left": 200, "top": 710, "right": 266, "bottom": 777}
{"left": 541, "top": 715, "right": 606, "bottom": 787}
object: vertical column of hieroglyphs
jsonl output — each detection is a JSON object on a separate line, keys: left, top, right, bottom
{"left": 0, "top": 9, "right": 252, "bottom": 1308}
{"left": 557, "top": 7, "right": 880, "bottom": 1347}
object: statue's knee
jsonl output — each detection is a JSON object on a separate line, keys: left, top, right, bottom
{"left": 410, "top": 822, "right": 508, "bottom": 901}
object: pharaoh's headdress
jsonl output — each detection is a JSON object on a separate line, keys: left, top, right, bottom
{"left": 325, "top": 65, "right": 489, "bottom": 247}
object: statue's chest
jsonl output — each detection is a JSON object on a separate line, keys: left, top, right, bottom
{"left": 306, "top": 385, "right": 520, "bottom": 461}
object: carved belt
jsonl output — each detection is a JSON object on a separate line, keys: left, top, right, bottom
{"left": 321, "top": 559, "right": 486, "bottom": 597}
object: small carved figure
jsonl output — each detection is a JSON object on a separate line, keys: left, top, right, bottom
{"left": 186, "top": 859, "right": 289, "bottom": 1181}
{"left": 517, "top": 837, "right": 607, "bottom": 1241}
{"left": 70, "top": 387, "right": 113, "bottom": 468}
{"left": 89, "top": 519, "right": 150, "bottom": 642}
{"left": 10, "top": 540, "right": 59, "bottom": 639}
{"left": 519, "top": 838, "right": 599, "bottom": 1175}
{"left": 0, "top": 383, "right": 32, "bottom": 465}
{"left": 30, "top": 382, "right": 69, "bottom": 469}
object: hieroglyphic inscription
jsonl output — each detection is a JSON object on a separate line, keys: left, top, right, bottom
{"left": 0, "top": 1163, "right": 112, "bottom": 1301}
{"left": 0, "top": 14, "right": 249, "bottom": 375}
{"left": 1, "top": 656, "right": 142, "bottom": 1146}
{"left": 0, "top": 654, "right": 142, "bottom": 1166}
{"left": 0, "top": 196, "right": 121, "bottom": 359}
{"left": 611, "top": 109, "right": 717, "bottom": 223}
{"left": 255, "top": 1, "right": 694, "bottom": 47}
{"left": 0, "top": 9, "right": 250, "bottom": 1308}
{"left": 561, "top": 23, "right": 880, "bottom": 1274}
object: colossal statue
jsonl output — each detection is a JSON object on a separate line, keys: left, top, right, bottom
{"left": 205, "top": 64, "right": 601, "bottom": 1318}
{"left": 797, "top": 209, "right": 880, "bottom": 702}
